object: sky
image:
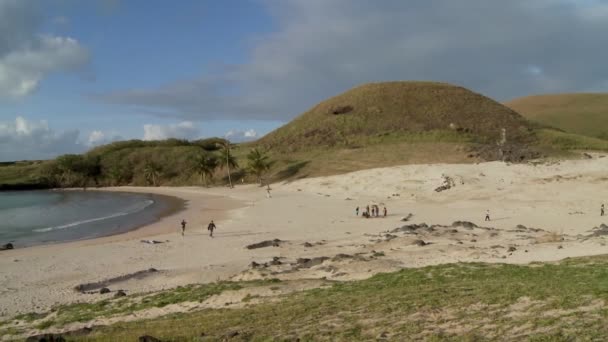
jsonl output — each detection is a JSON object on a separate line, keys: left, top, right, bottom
{"left": 1, "top": 0, "right": 608, "bottom": 161}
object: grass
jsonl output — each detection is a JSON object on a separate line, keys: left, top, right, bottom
{"left": 507, "top": 93, "right": 608, "bottom": 140}
{"left": 9, "top": 255, "right": 606, "bottom": 341}
{"left": 536, "top": 129, "right": 608, "bottom": 151}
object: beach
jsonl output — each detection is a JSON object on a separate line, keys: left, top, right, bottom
{"left": 3, "top": 156, "right": 608, "bottom": 322}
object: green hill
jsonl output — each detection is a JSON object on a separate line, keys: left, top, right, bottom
{"left": 506, "top": 93, "right": 608, "bottom": 140}
{"left": 258, "top": 81, "right": 536, "bottom": 151}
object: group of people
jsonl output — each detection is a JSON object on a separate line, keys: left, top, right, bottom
{"left": 356, "top": 205, "right": 387, "bottom": 218}
{"left": 180, "top": 219, "right": 217, "bottom": 237}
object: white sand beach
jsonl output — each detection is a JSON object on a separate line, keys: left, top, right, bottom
{"left": 2, "top": 155, "right": 608, "bottom": 321}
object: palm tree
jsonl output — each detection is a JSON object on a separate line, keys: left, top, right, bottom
{"left": 246, "top": 148, "right": 272, "bottom": 186}
{"left": 143, "top": 161, "right": 162, "bottom": 186}
{"left": 217, "top": 141, "right": 238, "bottom": 188}
{"left": 192, "top": 153, "right": 218, "bottom": 187}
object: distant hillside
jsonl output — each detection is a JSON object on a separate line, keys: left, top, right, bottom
{"left": 506, "top": 93, "right": 608, "bottom": 140}
{"left": 258, "top": 82, "right": 537, "bottom": 153}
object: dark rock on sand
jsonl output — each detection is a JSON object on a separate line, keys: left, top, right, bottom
{"left": 507, "top": 246, "right": 517, "bottom": 252}
{"left": 270, "top": 257, "right": 282, "bottom": 265}
{"left": 114, "top": 290, "right": 127, "bottom": 298}
{"left": 302, "top": 242, "right": 314, "bottom": 248}
{"left": 246, "top": 239, "right": 282, "bottom": 250}
{"left": 296, "top": 257, "right": 330, "bottom": 268}
{"left": 401, "top": 213, "right": 414, "bottom": 222}
{"left": 413, "top": 240, "right": 427, "bottom": 246}
{"left": 138, "top": 336, "right": 163, "bottom": 342}
{"left": 452, "top": 221, "right": 478, "bottom": 229}
{"left": 99, "top": 287, "right": 110, "bottom": 294}
{"left": 1, "top": 243, "right": 14, "bottom": 250}
{"left": 331, "top": 254, "right": 353, "bottom": 261}
{"left": 391, "top": 223, "right": 429, "bottom": 233}
{"left": 26, "top": 334, "right": 66, "bottom": 342}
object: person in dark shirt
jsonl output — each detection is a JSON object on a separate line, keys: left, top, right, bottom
{"left": 207, "top": 220, "right": 217, "bottom": 237}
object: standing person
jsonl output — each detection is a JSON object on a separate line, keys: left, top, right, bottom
{"left": 266, "top": 188, "right": 272, "bottom": 198}
{"left": 485, "top": 210, "right": 490, "bottom": 221}
{"left": 602, "top": 204, "right": 605, "bottom": 216}
{"left": 207, "top": 220, "right": 217, "bottom": 237}
{"left": 366, "top": 205, "right": 370, "bottom": 216}
{"left": 383, "top": 206, "right": 387, "bottom": 217}
{"left": 180, "top": 219, "right": 187, "bottom": 236}
{"left": 355, "top": 206, "right": 359, "bottom": 216}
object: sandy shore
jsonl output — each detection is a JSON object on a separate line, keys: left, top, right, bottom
{"left": 3, "top": 155, "right": 608, "bottom": 320}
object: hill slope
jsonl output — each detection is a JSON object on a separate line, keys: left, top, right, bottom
{"left": 506, "top": 93, "right": 608, "bottom": 139}
{"left": 258, "top": 81, "right": 537, "bottom": 152}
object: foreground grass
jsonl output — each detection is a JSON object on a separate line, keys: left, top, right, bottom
{"left": 28, "top": 255, "right": 607, "bottom": 341}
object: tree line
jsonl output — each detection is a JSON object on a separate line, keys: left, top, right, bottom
{"left": 33, "top": 138, "right": 273, "bottom": 189}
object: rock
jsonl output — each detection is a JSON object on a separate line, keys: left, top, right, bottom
{"left": 246, "top": 239, "right": 282, "bottom": 250}
{"left": 452, "top": 221, "right": 478, "bottom": 229}
{"left": 249, "top": 261, "right": 261, "bottom": 268}
{"left": 583, "top": 152, "right": 593, "bottom": 159}
{"left": 413, "top": 240, "right": 427, "bottom": 246}
{"left": 391, "top": 223, "right": 429, "bottom": 233}
{"left": 329, "top": 105, "right": 354, "bottom": 115}
{"left": 470, "top": 239, "right": 477, "bottom": 242}
{"left": 507, "top": 246, "right": 517, "bottom": 252}
{"left": 139, "top": 336, "right": 162, "bottom": 342}
{"left": 401, "top": 213, "right": 414, "bottom": 222}
{"left": 114, "top": 290, "right": 127, "bottom": 298}
{"left": 0, "top": 242, "right": 14, "bottom": 250}
{"left": 332, "top": 254, "right": 353, "bottom": 261}
{"left": 384, "top": 234, "right": 398, "bottom": 241}
{"left": 302, "top": 242, "right": 314, "bottom": 248}
{"left": 448, "top": 229, "right": 458, "bottom": 234}
{"left": 270, "top": 257, "right": 282, "bottom": 265}
{"left": 296, "top": 257, "right": 329, "bottom": 268}
{"left": 26, "top": 334, "right": 66, "bottom": 342}
{"left": 148, "top": 268, "right": 158, "bottom": 272}
{"left": 558, "top": 245, "right": 563, "bottom": 249}
{"left": 435, "top": 175, "right": 456, "bottom": 192}
{"left": 99, "top": 287, "right": 111, "bottom": 294}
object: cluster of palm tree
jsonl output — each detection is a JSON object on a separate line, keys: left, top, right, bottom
{"left": 191, "top": 142, "right": 272, "bottom": 188}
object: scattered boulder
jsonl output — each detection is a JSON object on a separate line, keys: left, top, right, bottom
{"left": 270, "top": 257, "right": 282, "bottom": 266}
{"left": 516, "top": 224, "right": 527, "bottom": 230}
{"left": 114, "top": 290, "right": 127, "bottom": 298}
{"left": 435, "top": 174, "right": 456, "bottom": 192}
{"left": 249, "top": 261, "right": 262, "bottom": 268}
{"left": 246, "top": 239, "right": 282, "bottom": 250}
{"left": 558, "top": 245, "right": 564, "bottom": 249}
{"left": 452, "top": 221, "right": 478, "bottom": 229}
{"left": 0, "top": 243, "right": 14, "bottom": 250}
{"left": 302, "top": 242, "right": 314, "bottom": 248}
{"left": 391, "top": 223, "right": 429, "bottom": 233}
{"left": 331, "top": 254, "right": 353, "bottom": 261}
{"left": 138, "top": 336, "right": 162, "bottom": 342}
{"left": 470, "top": 239, "right": 477, "bottom": 243}
{"left": 26, "top": 334, "right": 66, "bottom": 342}
{"left": 413, "top": 240, "right": 427, "bottom": 246}
{"left": 583, "top": 152, "right": 593, "bottom": 159}
{"left": 507, "top": 246, "right": 517, "bottom": 252}
{"left": 99, "top": 288, "right": 110, "bottom": 294}
{"left": 296, "top": 257, "right": 330, "bottom": 268}
{"left": 401, "top": 213, "right": 414, "bottom": 222}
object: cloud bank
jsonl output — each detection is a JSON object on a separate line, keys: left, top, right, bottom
{"left": 0, "top": 0, "right": 89, "bottom": 100}
{"left": 0, "top": 116, "right": 83, "bottom": 161}
{"left": 98, "top": 0, "right": 608, "bottom": 121}
{"left": 143, "top": 121, "right": 199, "bottom": 141}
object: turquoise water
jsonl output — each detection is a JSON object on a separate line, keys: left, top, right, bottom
{"left": 0, "top": 191, "right": 177, "bottom": 248}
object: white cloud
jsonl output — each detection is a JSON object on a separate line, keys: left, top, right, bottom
{"left": 0, "top": 1, "right": 90, "bottom": 100}
{"left": 224, "top": 129, "right": 258, "bottom": 142}
{"left": 87, "top": 130, "right": 105, "bottom": 146}
{"left": 0, "top": 116, "right": 83, "bottom": 161}
{"left": 98, "top": 0, "right": 608, "bottom": 120}
{"left": 142, "top": 121, "right": 199, "bottom": 141}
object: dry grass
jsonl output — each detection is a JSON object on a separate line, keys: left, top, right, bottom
{"left": 506, "top": 93, "right": 608, "bottom": 140}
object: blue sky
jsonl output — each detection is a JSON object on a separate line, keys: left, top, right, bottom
{"left": 1, "top": 0, "right": 608, "bottom": 161}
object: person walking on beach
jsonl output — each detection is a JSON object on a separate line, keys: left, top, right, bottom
{"left": 602, "top": 204, "right": 605, "bottom": 216}
{"left": 180, "top": 219, "right": 187, "bottom": 236}
{"left": 266, "top": 188, "right": 272, "bottom": 198}
{"left": 366, "top": 205, "right": 370, "bottom": 216}
{"left": 207, "top": 220, "right": 217, "bottom": 237}
{"left": 355, "top": 206, "right": 359, "bottom": 216}
{"left": 383, "top": 206, "right": 387, "bottom": 217}
{"left": 485, "top": 210, "right": 490, "bottom": 221}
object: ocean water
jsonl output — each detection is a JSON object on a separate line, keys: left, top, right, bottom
{"left": 0, "top": 190, "right": 178, "bottom": 248}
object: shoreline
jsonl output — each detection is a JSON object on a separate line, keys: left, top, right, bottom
{"left": 3, "top": 158, "right": 608, "bottom": 322}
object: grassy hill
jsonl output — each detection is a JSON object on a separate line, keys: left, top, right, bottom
{"left": 506, "top": 93, "right": 608, "bottom": 140}
{"left": 4, "top": 82, "right": 608, "bottom": 188}
{"left": 258, "top": 81, "right": 537, "bottom": 151}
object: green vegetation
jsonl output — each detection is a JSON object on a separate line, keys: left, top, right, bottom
{"left": 258, "top": 81, "right": 537, "bottom": 151}
{"left": 4, "top": 82, "right": 608, "bottom": 189}
{"left": 507, "top": 93, "right": 608, "bottom": 140}
{"left": 6, "top": 255, "right": 607, "bottom": 341}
